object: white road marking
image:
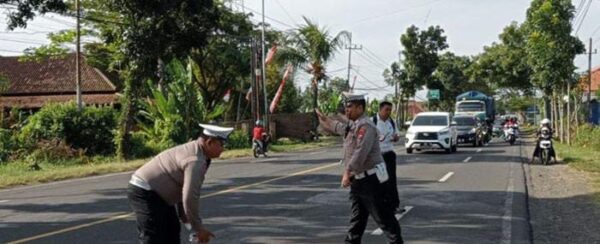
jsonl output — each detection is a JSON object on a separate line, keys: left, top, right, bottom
{"left": 463, "top": 157, "right": 472, "bottom": 163}
{"left": 501, "top": 162, "right": 515, "bottom": 244}
{"left": 477, "top": 148, "right": 483, "bottom": 153}
{"left": 371, "top": 206, "right": 414, "bottom": 235}
{"left": 0, "top": 200, "right": 9, "bottom": 203}
{"left": 250, "top": 158, "right": 277, "bottom": 163}
{"left": 438, "top": 172, "right": 455, "bottom": 182}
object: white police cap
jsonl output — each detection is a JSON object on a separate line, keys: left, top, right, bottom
{"left": 342, "top": 91, "right": 366, "bottom": 102}
{"left": 199, "top": 123, "right": 234, "bottom": 140}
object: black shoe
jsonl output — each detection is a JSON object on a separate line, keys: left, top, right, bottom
{"left": 395, "top": 207, "right": 406, "bottom": 214}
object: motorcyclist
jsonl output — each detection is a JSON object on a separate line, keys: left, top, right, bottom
{"left": 532, "top": 118, "right": 555, "bottom": 160}
{"left": 503, "top": 118, "right": 514, "bottom": 139}
{"left": 252, "top": 120, "right": 269, "bottom": 153}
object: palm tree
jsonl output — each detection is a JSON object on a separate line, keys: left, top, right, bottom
{"left": 278, "top": 17, "right": 349, "bottom": 134}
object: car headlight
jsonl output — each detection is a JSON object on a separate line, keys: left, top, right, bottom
{"left": 406, "top": 131, "right": 415, "bottom": 139}
{"left": 438, "top": 130, "right": 449, "bottom": 136}
{"left": 470, "top": 128, "right": 477, "bottom": 133}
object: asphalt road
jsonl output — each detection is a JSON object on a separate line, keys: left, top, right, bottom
{"left": 0, "top": 138, "right": 531, "bottom": 244}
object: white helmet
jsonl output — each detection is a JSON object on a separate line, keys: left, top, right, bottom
{"left": 540, "top": 118, "right": 550, "bottom": 125}
{"left": 255, "top": 120, "right": 263, "bottom": 126}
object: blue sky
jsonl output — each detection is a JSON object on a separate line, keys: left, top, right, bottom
{"left": 2, "top": 0, "right": 600, "bottom": 100}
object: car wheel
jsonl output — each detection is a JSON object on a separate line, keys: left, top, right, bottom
{"left": 445, "top": 141, "right": 452, "bottom": 154}
{"left": 406, "top": 148, "right": 413, "bottom": 154}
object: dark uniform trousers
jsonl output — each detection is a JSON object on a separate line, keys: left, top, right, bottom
{"left": 345, "top": 174, "right": 404, "bottom": 244}
{"left": 127, "top": 184, "right": 180, "bottom": 244}
{"left": 382, "top": 151, "right": 400, "bottom": 209}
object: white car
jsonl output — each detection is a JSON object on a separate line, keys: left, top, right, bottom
{"left": 405, "top": 112, "right": 458, "bottom": 154}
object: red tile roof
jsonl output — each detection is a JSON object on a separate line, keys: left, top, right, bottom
{"left": 0, "top": 54, "right": 116, "bottom": 95}
{"left": 580, "top": 66, "right": 600, "bottom": 92}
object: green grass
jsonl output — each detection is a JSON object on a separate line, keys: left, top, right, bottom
{"left": 0, "top": 137, "right": 339, "bottom": 189}
{"left": 556, "top": 143, "right": 600, "bottom": 173}
{"left": 0, "top": 157, "right": 148, "bottom": 189}
{"left": 555, "top": 143, "right": 600, "bottom": 203}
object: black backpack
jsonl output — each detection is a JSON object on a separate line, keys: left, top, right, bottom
{"left": 372, "top": 115, "right": 396, "bottom": 131}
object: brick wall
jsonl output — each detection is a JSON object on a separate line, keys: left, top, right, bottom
{"left": 226, "top": 113, "right": 316, "bottom": 141}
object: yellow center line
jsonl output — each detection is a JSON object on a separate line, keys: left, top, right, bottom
{"left": 7, "top": 162, "right": 339, "bottom": 244}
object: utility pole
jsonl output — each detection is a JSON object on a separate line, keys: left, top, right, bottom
{"left": 75, "top": 0, "right": 82, "bottom": 111}
{"left": 567, "top": 81, "right": 571, "bottom": 145}
{"left": 261, "top": 0, "right": 269, "bottom": 130}
{"left": 345, "top": 33, "right": 362, "bottom": 90}
{"left": 587, "top": 38, "right": 597, "bottom": 122}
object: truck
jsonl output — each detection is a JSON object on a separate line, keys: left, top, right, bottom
{"left": 455, "top": 90, "right": 495, "bottom": 123}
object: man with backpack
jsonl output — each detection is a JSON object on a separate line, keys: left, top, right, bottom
{"left": 373, "top": 101, "right": 402, "bottom": 213}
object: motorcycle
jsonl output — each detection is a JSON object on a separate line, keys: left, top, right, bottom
{"left": 252, "top": 134, "right": 270, "bottom": 158}
{"left": 504, "top": 125, "right": 517, "bottom": 145}
{"left": 538, "top": 128, "right": 553, "bottom": 165}
{"left": 252, "top": 140, "right": 267, "bottom": 158}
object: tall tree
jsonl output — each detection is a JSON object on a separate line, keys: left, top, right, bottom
{"left": 433, "top": 52, "right": 486, "bottom": 111}
{"left": 524, "top": 0, "right": 584, "bottom": 117}
{"left": 104, "top": 0, "right": 219, "bottom": 159}
{"left": 0, "top": 0, "right": 68, "bottom": 30}
{"left": 277, "top": 17, "right": 349, "bottom": 132}
{"left": 400, "top": 25, "right": 448, "bottom": 95}
{"left": 468, "top": 22, "right": 533, "bottom": 94}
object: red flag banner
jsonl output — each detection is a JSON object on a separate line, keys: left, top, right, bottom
{"left": 245, "top": 87, "right": 252, "bottom": 101}
{"left": 265, "top": 44, "right": 278, "bottom": 65}
{"left": 269, "top": 65, "right": 293, "bottom": 113}
{"left": 223, "top": 88, "right": 231, "bottom": 102}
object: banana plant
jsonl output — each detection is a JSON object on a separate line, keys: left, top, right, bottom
{"left": 137, "top": 58, "right": 224, "bottom": 149}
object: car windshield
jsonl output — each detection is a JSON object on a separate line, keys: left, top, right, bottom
{"left": 457, "top": 103, "right": 484, "bottom": 112}
{"left": 412, "top": 116, "right": 448, "bottom": 126}
{"left": 453, "top": 117, "right": 476, "bottom": 126}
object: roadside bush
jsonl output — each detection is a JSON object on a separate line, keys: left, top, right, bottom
{"left": 226, "top": 129, "right": 250, "bottom": 149}
{"left": 18, "top": 102, "right": 118, "bottom": 156}
{"left": 26, "top": 139, "right": 86, "bottom": 163}
{"left": 0, "top": 128, "right": 15, "bottom": 163}
{"left": 574, "top": 124, "right": 600, "bottom": 149}
{"left": 129, "top": 131, "right": 161, "bottom": 159}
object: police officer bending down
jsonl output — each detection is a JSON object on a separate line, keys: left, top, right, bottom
{"left": 127, "top": 123, "right": 233, "bottom": 244}
{"left": 316, "top": 92, "right": 404, "bottom": 244}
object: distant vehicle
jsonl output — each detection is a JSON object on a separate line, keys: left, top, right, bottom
{"left": 405, "top": 112, "right": 458, "bottom": 154}
{"left": 455, "top": 90, "right": 495, "bottom": 123}
{"left": 453, "top": 115, "right": 485, "bottom": 147}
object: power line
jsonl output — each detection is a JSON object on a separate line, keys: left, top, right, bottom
{"left": 358, "top": 50, "right": 387, "bottom": 68}
{"left": 341, "top": 0, "right": 443, "bottom": 28}
{"left": 591, "top": 22, "right": 600, "bottom": 37}
{"left": 230, "top": 1, "right": 295, "bottom": 29}
{"left": 0, "top": 30, "right": 54, "bottom": 35}
{"left": 39, "top": 15, "right": 75, "bottom": 27}
{"left": 0, "top": 48, "right": 23, "bottom": 53}
{"left": 273, "top": 0, "right": 298, "bottom": 25}
{"left": 574, "top": 0, "right": 592, "bottom": 35}
{"left": 355, "top": 50, "right": 387, "bottom": 69}
{"left": 363, "top": 46, "right": 389, "bottom": 67}
{"left": 573, "top": 0, "right": 586, "bottom": 23}
{"left": 0, "top": 38, "right": 48, "bottom": 45}
{"left": 353, "top": 68, "right": 390, "bottom": 90}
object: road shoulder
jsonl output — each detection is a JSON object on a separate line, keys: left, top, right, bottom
{"left": 522, "top": 137, "right": 600, "bottom": 243}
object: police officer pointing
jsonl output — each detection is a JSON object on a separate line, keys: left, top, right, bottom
{"left": 316, "top": 92, "right": 404, "bottom": 244}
